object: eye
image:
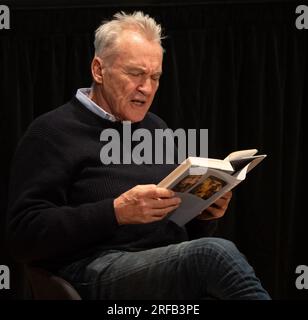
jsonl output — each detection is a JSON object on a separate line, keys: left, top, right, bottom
{"left": 151, "top": 75, "right": 161, "bottom": 81}
{"left": 128, "top": 71, "right": 143, "bottom": 77}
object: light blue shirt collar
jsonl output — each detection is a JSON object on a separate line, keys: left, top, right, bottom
{"left": 75, "top": 88, "right": 117, "bottom": 122}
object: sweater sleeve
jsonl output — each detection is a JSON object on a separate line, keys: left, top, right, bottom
{"left": 186, "top": 219, "right": 218, "bottom": 240}
{"left": 7, "top": 130, "right": 119, "bottom": 264}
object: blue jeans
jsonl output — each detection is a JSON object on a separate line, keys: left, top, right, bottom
{"left": 58, "top": 237, "right": 271, "bottom": 300}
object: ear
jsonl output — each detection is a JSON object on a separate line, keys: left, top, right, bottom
{"left": 91, "top": 56, "right": 105, "bottom": 84}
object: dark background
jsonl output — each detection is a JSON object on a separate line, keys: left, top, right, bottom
{"left": 0, "top": 0, "right": 306, "bottom": 299}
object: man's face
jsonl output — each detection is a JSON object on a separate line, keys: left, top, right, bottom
{"left": 98, "top": 30, "right": 163, "bottom": 122}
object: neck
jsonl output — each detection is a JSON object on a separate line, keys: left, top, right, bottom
{"left": 89, "top": 84, "right": 117, "bottom": 119}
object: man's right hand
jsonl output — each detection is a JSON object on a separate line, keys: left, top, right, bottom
{"left": 114, "top": 184, "right": 181, "bottom": 225}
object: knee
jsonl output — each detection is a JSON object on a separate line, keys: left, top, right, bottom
{"left": 206, "top": 237, "right": 241, "bottom": 256}
{"left": 186, "top": 237, "right": 242, "bottom": 260}
{"left": 205, "top": 237, "right": 237, "bottom": 251}
{"left": 176, "top": 238, "right": 245, "bottom": 279}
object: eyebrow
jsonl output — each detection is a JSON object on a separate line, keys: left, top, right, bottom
{"left": 126, "top": 66, "right": 162, "bottom": 76}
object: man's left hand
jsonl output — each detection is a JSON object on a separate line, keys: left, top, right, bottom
{"left": 196, "top": 191, "right": 232, "bottom": 221}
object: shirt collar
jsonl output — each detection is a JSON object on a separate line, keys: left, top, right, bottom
{"left": 75, "top": 88, "right": 117, "bottom": 122}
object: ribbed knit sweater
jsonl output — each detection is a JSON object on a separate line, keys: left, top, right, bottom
{"left": 7, "top": 97, "right": 216, "bottom": 270}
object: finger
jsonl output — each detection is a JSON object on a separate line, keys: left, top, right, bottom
{"left": 146, "top": 197, "right": 181, "bottom": 209}
{"left": 212, "top": 198, "right": 229, "bottom": 210}
{"left": 205, "top": 205, "right": 224, "bottom": 218}
{"left": 151, "top": 187, "right": 176, "bottom": 199}
{"left": 138, "top": 185, "right": 175, "bottom": 199}
{"left": 147, "top": 214, "right": 173, "bottom": 223}
{"left": 149, "top": 203, "right": 180, "bottom": 217}
{"left": 212, "top": 192, "right": 232, "bottom": 208}
{"left": 196, "top": 210, "right": 212, "bottom": 220}
{"left": 221, "top": 191, "right": 232, "bottom": 200}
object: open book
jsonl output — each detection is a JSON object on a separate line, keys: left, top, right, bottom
{"left": 157, "top": 149, "right": 266, "bottom": 226}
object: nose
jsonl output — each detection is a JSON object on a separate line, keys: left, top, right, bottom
{"left": 138, "top": 77, "right": 154, "bottom": 96}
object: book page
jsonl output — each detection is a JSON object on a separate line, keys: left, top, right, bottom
{"left": 246, "top": 155, "right": 267, "bottom": 173}
{"left": 168, "top": 168, "right": 240, "bottom": 226}
{"left": 158, "top": 157, "right": 233, "bottom": 190}
{"left": 188, "top": 157, "right": 234, "bottom": 172}
{"left": 157, "top": 159, "right": 191, "bottom": 188}
{"left": 158, "top": 150, "right": 266, "bottom": 226}
{"left": 167, "top": 166, "right": 208, "bottom": 193}
{"left": 224, "top": 149, "right": 258, "bottom": 161}
{"left": 230, "top": 155, "right": 266, "bottom": 172}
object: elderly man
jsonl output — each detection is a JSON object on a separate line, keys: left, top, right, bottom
{"left": 7, "top": 11, "right": 270, "bottom": 300}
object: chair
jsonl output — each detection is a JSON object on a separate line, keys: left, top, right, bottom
{"left": 26, "top": 266, "right": 82, "bottom": 300}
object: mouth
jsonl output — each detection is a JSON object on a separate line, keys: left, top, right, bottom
{"left": 131, "top": 99, "right": 146, "bottom": 107}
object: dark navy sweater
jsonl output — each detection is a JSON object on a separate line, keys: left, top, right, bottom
{"left": 7, "top": 97, "right": 216, "bottom": 270}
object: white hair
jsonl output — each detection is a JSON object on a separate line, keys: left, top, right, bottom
{"left": 94, "top": 11, "right": 164, "bottom": 58}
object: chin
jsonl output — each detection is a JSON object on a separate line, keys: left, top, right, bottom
{"left": 125, "top": 109, "right": 149, "bottom": 123}
{"left": 129, "top": 114, "right": 146, "bottom": 123}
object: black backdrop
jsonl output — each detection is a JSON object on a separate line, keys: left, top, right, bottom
{"left": 0, "top": 0, "right": 306, "bottom": 300}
